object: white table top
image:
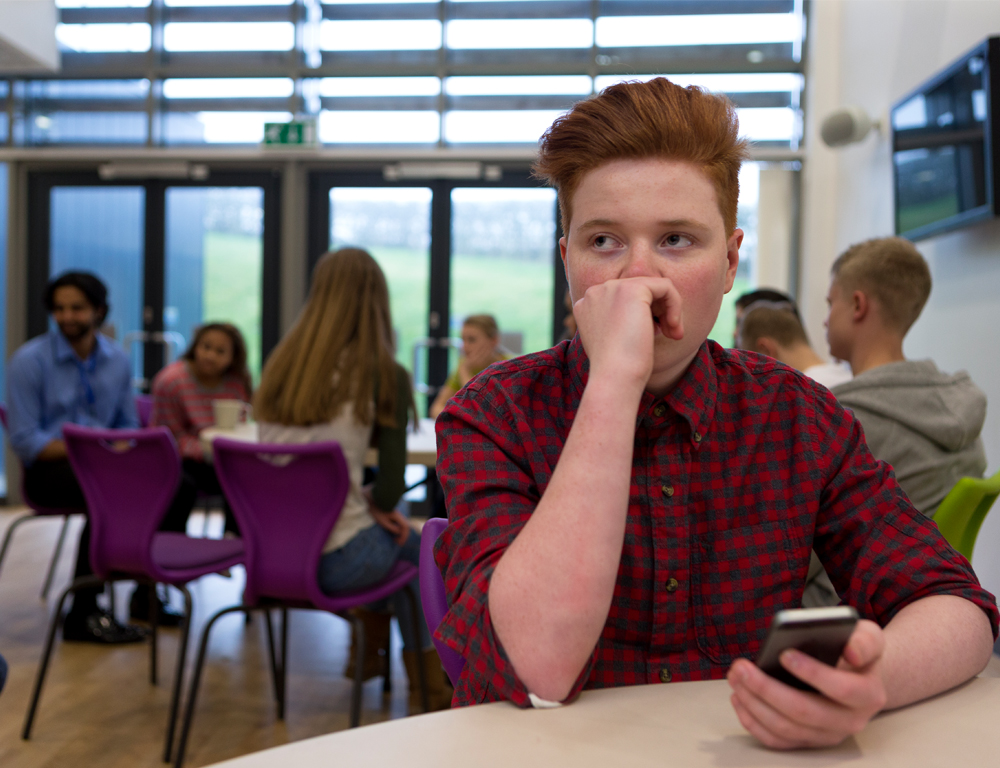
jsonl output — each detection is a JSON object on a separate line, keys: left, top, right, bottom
{"left": 199, "top": 417, "right": 438, "bottom": 467}
{"left": 204, "top": 677, "right": 1000, "bottom": 768}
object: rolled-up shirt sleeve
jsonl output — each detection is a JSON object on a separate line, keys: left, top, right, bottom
{"left": 811, "top": 386, "right": 999, "bottom": 638}
{"left": 434, "top": 379, "right": 596, "bottom": 708}
{"left": 6, "top": 351, "right": 59, "bottom": 465}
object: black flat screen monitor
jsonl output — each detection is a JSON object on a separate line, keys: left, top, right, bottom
{"left": 892, "top": 37, "right": 999, "bottom": 241}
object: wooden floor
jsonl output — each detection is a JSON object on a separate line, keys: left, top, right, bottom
{"left": 0, "top": 508, "right": 411, "bottom": 768}
{"left": 3, "top": 508, "right": 1000, "bottom": 768}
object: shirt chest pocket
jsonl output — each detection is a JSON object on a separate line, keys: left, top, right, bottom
{"left": 690, "top": 520, "right": 807, "bottom": 665}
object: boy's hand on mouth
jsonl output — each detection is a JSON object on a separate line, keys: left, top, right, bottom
{"left": 574, "top": 277, "right": 683, "bottom": 390}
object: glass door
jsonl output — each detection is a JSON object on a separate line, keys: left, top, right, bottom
{"left": 449, "top": 187, "right": 558, "bottom": 360}
{"left": 310, "top": 169, "right": 566, "bottom": 415}
{"left": 165, "top": 186, "right": 267, "bottom": 383}
{"left": 0, "top": 164, "right": 7, "bottom": 497}
{"left": 26, "top": 171, "right": 280, "bottom": 392}
{"left": 328, "top": 186, "right": 432, "bottom": 411}
{"left": 47, "top": 186, "right": 146, "bottom": 383}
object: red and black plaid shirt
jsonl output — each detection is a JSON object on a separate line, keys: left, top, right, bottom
{"left": 434, "top": 337, "right": 999, "bottom": 708}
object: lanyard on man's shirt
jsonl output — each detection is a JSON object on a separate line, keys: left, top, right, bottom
{"left": 73, "top": 351, "right": 99, "bottom": 420}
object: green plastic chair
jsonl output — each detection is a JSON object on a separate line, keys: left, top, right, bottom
{"left": 932, "top": 468, "right": 1000, "bottom": 561}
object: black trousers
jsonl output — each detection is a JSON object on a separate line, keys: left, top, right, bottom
{"left": 24, "top": 458, "right": 196, "bottom": 616}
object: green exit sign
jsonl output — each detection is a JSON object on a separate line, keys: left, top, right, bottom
{"left": 263, "top": 119, "right": 317, "bottom": 146}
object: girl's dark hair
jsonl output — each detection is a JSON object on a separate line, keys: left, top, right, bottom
{"left": 45, "top": 271, "right": 110, "bottom": 324}
{"left": 182, "top": 322, "right": 253, "bottom": 396}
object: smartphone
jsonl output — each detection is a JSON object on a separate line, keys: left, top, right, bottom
{"left": 754, "top": 606, "right": 859, "bottom": 693}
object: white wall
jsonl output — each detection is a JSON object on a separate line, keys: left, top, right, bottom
{"left": 0, "top": 0, "right": 58, "bottom": 72}
{"left": 801, "top": 0, "right": 1000, "bottom": 596}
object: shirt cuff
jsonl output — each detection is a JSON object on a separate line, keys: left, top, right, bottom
{"left": 19, "top": 430, "right": 60, "bottom": 466}
{"left": 528, "top": 693, "right": 564, "bottom": 709}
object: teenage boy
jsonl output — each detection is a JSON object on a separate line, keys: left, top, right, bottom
{"left": 7, "top": 272, "right": 190, "bottom": 642}
{"left": 732, "top": 287, "right": 798, "bottom": 347}
{"left": 826, "top": 237, "right": 987, "bottom": 517}
{"left": 435, "top": 79, "right": 997, "bottom": 750}
{"left": 738, "top": 301, "right": 852, "bottom": 390}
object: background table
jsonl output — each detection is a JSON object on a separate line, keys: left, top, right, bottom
{"left": 199, "top": 418, "right": 438, "bottom": 467}
{"left": 203, "top": 677, "right": 1000, "bottom": 768}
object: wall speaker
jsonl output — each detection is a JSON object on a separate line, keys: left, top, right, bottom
{"left": 820, "top": 106, "right": 880, "bottom": 147}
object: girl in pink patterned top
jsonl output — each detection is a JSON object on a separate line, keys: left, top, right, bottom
{"left": 151, "top": 322, "right": 252, "bottom": 532}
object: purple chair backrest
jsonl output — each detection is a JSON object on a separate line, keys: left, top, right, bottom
{"left": 62, "top": 423, "right": 181, "bottom": 578}
{"left": 212, "top": 438, "right": 350, "bottom": 606}
{"left": 135, "top": 394, "right": 154, "bottom": 428}
{"left": 419, "top": 517, "right": 466, "bottom": 687}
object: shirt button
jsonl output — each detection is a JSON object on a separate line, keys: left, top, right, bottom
{"left": 666, "top": 577, "right": 679, "bottom": 592}
{"left": 659, "top": 668, "right": 672, "bottom": 683}
{"left": 661, "top": 484, "right": 674, "bottom": 497}
{"left": 653, "top": 404, "right": 666, "bottom": 417}
{"left": 692, "top": 431, "right": 702, "bottom": 443}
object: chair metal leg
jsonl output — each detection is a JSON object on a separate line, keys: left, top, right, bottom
{"left": 404, "top": 585, "right": 430, "bottom": 714}
{"left": 172, "top": 603, "right": 253, "bottom": 768}
{"left": 0, "top": 514, "right": 33, "bottom": 580}
{"left": 163, "top": 586, "right": 193, "bottom": 764}
{"left": 149, "top": 582, "right": 160, "bottom": 686}
{"left": 40, "top": 515, "right": 71, "bottom": 600}
{"left": 350, "top": 613, "right": 365, "bottom": 728}
{"left": 280, "top": 608, "right": 289, "bottom": 719}
{"left": 382, "top": 631, "right": 392, "bottom": 695}
{"left": 263, "top": 609, "right": 284, "bottom": 718}
{"left": 22, "top": 575, "right": 104, "bottom": 739}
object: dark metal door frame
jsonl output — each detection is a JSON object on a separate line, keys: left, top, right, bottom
{"left": 307, "top": 169, "right": 567, "bottom": 404}
{"left": 26, "top": 169, "right": 281, "bottom": 388}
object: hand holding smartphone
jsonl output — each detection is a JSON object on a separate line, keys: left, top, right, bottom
{"left": 754, "top": 606, "right": 859, "bottom": 693}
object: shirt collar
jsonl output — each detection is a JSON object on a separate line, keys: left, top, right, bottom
{"left": 642, "top": 341, "right": 719, "bottom": 445}
{"left": 52, "top": 329, "right": 111, "bottom": 365}
{"left": 565, "top": 334, "right": 720, "bottom": 445}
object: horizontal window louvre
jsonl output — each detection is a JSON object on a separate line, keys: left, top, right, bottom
{"left": 7, "top": 0, "right": 806, "bottom": 147}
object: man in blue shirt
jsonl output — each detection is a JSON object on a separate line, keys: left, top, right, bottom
{"left": 7, "top": 272, "right": 192, "bottom": 642}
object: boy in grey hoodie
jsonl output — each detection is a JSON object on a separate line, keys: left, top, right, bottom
{"left": 825, "top": 237, "right": 987, "bottom": 517}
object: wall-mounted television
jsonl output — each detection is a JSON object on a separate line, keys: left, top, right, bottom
{"left": 892, "top": 37, "right": 999, "bottom": 241}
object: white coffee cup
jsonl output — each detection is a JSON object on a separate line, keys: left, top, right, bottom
{"left": 213, "top": 400, "right": 252, "bottom": 430}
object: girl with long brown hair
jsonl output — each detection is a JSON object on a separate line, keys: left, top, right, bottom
{"left": 255, "top": 247, "right": 450, "bottom": 712}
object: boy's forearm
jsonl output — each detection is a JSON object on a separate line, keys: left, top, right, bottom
{"left": 880, "top": 594, "right": 994, "bottom": 710}
{"left": 488, "top": 374, "right": 644, "bottom": 702}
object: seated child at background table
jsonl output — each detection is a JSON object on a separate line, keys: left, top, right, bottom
{"left": 254, "top": 247, "right": 452, "bottom": 712}
{"left": 151, "top": 322, "right": 252, "bottom": 535}
{"left": 429, "top": 314, "right": 508, "bottom": 419}
{"left": 434, "top": 77, "right": 998, "bottom": 749}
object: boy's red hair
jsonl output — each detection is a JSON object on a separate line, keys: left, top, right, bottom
{"left": 533, "top": 77, "right": 749, "bottom": 234}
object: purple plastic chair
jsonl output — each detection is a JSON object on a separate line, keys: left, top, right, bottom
{"left": 419, "top": 517, "right": 466, "bottom": 687}
{"left": 135, "top": 394, "right": 154, "bottom": 428}
{"left": 171, "top": 438, "right": 429, "bottom": 768}
{"left": 22, "top": 424, "right": 245, "bottom": 763}
{"left": 0, "top": 404, "right": 80, "bottom": 600}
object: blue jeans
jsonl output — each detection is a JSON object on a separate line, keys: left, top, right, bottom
{"left": 317, "top": 524, "right": 429, "bottom": 651}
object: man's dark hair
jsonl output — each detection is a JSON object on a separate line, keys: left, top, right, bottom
{"left": 44, "top": 271, "right": 110, "bottom": 325}
{"left": 735, "top": 288, "right": 800, "bottom": 321}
